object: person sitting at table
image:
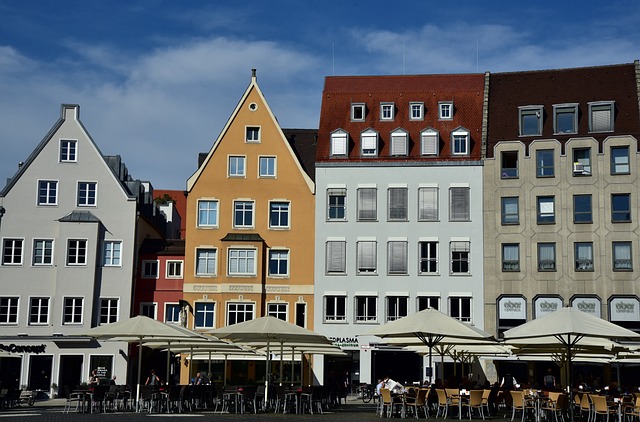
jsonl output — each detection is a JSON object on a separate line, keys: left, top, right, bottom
{"left": 109, "top": 375, "right": 117, "bottom": 386}
{"left": 89, "top": 370, "right": 100, "bottom": 386}
{"left": 145, "top": 369, "right": 161, "bottom": 385}
{"left": 376, "top": 378, "right": 385, "bottom": 396}
{"left": 193, "top": 372, "right": 204, "bottom": 385}
{"left": 385, "top": 377, "right": 404, "bottom": 394}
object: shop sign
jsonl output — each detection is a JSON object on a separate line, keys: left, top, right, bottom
{"left": 610, "top": 297, "right": 640, "bottom": 322}
{"left": 571, "top": 297, "right": 601, "bottom": 317}
{"left": 0, "top": 343, "right": 46, "bottom": 354}
{"left": 498, "top": 297, "right": 526, "bottom": 319}
{"left": 329, "top": 337, "right": 359, "bottom": 349}
{"left": 534, "top": 297, "right": 563, "bottom": 318}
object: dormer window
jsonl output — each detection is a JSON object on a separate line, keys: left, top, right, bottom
{"left": 361, "top": 129, "right": 378, "bottom": 157}
{"left": 351, "top": 103, "right": 366, "bottom": 121}
{"left": 380, "top": 103, "right": 394, "bottom": 121}
{"left": 390, "top": 129, "right": 408, "bottom": 156}
{"left": 589, "top": 101, "right": 614, "bottom": 133}
{"left": 519, "top": 106, "right": 543, "bottom": 136}
{"left": 330, "top": 130, "right": 348, "bottom": 156}
{"left": 410, "top": 102, "right": 424, "bottom": 121}
{"left": 451, "top": 128, "right": 469, "bottom": 156}
{"left": 553, "top": 104, "right": 578, "bottom": 134}
{"left": 439, "top": 102, "right": 453, "bottom": 120}
{"left": 420, "top": 128, "right": 439, "bottom": 156}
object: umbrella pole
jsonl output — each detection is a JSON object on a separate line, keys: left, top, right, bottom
{"left": 290, "top": 347, "right": 295, "bottom": 387}
{"left": 279, "top": 341, "right": 284, "bottom": 386}
{"left": 136, "top": 337, "right": 142, "bottom": 412}
{"left": 308, "top": 354, "right": 312, "bottom": 386}
{"left": 208, "top": 350, "right": 211, "bottom": 380}
{"left": 224, "top": 354, "right": 228, "bottom": 387}
{"left": 264, "top": 340, "right": 270, "bottom": 409}
{"left": 429, "top": 347, "right": 433, "bottom": 385}
{"left": 568, "top": 338, "right": 574, "bottom": 422}
{"left": 166, "top": 341, "right": 171, "bottom": 385}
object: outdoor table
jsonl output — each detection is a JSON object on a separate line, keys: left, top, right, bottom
{"left": 223, "top": 386, "right": 244, "bottom": 413}
{"left": 73, "top": 388, "right": 93, "bottom": 413}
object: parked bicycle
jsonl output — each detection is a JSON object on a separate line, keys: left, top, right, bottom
{"left": 357, "top": 384, "right": 375, "bottom": 403}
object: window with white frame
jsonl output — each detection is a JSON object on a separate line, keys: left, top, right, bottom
{"left": 388, "top": 187, "right": 408, "bottom": 221}
{"left": 575, "top": 242, "right": 594, "bottom": 271}
{"left": 233, "top": 201, "right": 254, "bottom": 228}
{"left": 227, "top": 302, "right": 254, "bottom": 325}
{"left": 351, "top": 103, "right": 365, "bottom": 121}
{"left": 613, "top": 241, "right": 632, "bottom": 271}
{"left": 100, "top": 298, "right": 118, "bottom": 324}
{"left": 246, "top": 126, "right": 260, "bottom": 142}
{"left": 38, "top": 180, "right": 58, "bottom": 205}
{"left": 196, "top": 249, "right": 216, "bottom": 276}
{"left": 103, "top": 241, "right": 122, "bottom": 267}
{"left": 501, "top": 197, "right": 519, "bottom": 225}
{"left": 611, "top": 146, "right": 630, "bottom": 174}
{"left": 259, "top": 156, "right": 276, "bottom": 177}
{"left": 268, "top": 303, "right": 288, "bottom": 321}
{"left": 417, "top": 296, "right": 439, "bottom": 311}
{"left": 357, "top": 241, "right": 377, "bottom": 274}
{"left": 589, "top": 101, "right": 614, "bottom": 133}
{"left": 357, "top": 187, "right": 377, "bottom": 221}
{"left": 390, "top": 130, "right": 408, "bottom": 156}
{"left": 451, "top": 129, "right": 469, "bottom": 155}
{"left": 380, "top": 103, "right": 394, "bottom": 120}
{"left": 63, "top": 297, "right": 83, "bottom": 324}
{"left": 29, "top": 297, "right": 49, "bottom": 325}
{"left": 142, "top": 260, "right": 159, "bottom": 278}
{"left": 324, "top": 296, "right": 347, "bottom": 322}
{"left": 450, "top": 241, "right": 470, "bottom": 274}
{"left": 420, "top": 129, "right": 439, "bottom": 156}
{"left": 33, "top": 239, "right": 53, "bottom": 266}
{"left": 410, "top": 102, "right": 424, "bottom": 120}
{"left": 449, "top": 296, "right": 471, "bottom": 322}
{"left": 502, "top": 244, "right": 520, "bottom": 272}
{"left": 197, "top": 200, "right": 218, "bottom": 227}
{"left": 418, "top": 186, "right": 438, "bottom": 221}
{"left": 66, "top": 239, "right": 87, "bottom": 266}
{"left": 268, "top": 249, "right": 289, "bottom": 276}
{"left": 355, "top": 296, "right": 377, "bottom": 322}
{"left": 2, "top": 239, "right": 23, "bottom": 265}
{"left": 0, "top": 297, "right": 18, "bottom": 324}
{"left": 419, "top": 241, "right": 438, "bottom": 274}
{"left": 326, "top": 240, "right": 346, "bottom": 274}
{"left": 439, "top": 102, "right": 453, "bottom": 120}
{"left": 387, "top": 241, "right": 408, "bottom": 275}
{"left": 77, "top": 181, "right": 97, "bottom": 206}
{"left": 361, "top": 129, "right": 378, "bottom": 156}
{"left": 449, "top": 187, "right": 470, "bottom": 221}
{"left": 166, "top": 260, "right": 183, "bottom": 278}
{"left": 386, "top": 296, "right": 408, "bottom": 321}
{"left": 165, "top": 303, "right": 180, "bottom": 323}
{"left": 228, "top": 248, "right": 256, "bottom": 276}
{"left": 228, "top": 156, "right": 246, "bottom": 177}
{"left": 331, "top": 130, "right": 348, "bottom": 156}
{"left": 537, "top": 196, "right": 555, "bottom": 224}
{"left": 553, "top": 104, "right": 578, "bottom": 134}
{"left": 140, "top": 302, "right": 157, "bottom": 318}
{"left": 194, "top": 302, "right": 215, "bottom": 328}
{"left": 327, "top": 188, "right": 346, "bottom": 220}
{"left": 519, "top": 106, "right": 543, "bottom": 136}
{"left": 269, "top": 201, "right": 290, "bottom": 228}
{"left": 60, "top": 139, "right": 77, "bottom": 162}
{"left": 538, "top": 243, "right": 556, "bottom": 271}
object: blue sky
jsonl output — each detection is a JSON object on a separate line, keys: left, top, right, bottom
{"left": 1, "top": 1, "right": 639, "bottom": 190}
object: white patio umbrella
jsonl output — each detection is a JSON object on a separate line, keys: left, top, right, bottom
{"left": 79, "top": 315, "right": 207, "bottom": 411}
{"left": 503, "top": 307, "right": 640, "bottom": 422}
{"left": 209, "top": 316, "right": 333, "bottom": 407}
{"left": 361, "top": 308, "right": 496, "bottom": 382}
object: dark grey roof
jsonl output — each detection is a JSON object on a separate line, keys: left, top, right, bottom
{"left": 58, "top": 210, "right": 101, "bottom": 223}
{"left": 220, "top": 233, "right": 265, "bottom": 242}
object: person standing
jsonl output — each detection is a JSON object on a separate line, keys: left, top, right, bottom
{"left": 145, "top": 369, "right": 160, "bottom": 385}
{"left": 89, "top": 370, "right": 100, "bottom": 386}
{"left": 543, "top": 368, "right": 556, "bottom": 390}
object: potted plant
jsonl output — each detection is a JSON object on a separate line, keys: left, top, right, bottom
{"left": 51, "top": 383, "right": 58, "bottom": 398}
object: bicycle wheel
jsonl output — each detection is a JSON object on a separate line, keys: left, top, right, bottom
{"left": 362, "top": 388, "right": 372, "bottom": 403}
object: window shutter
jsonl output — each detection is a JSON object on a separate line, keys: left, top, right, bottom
{"left": 388, "top": 188, "right": 407, "bottom": 220}
{"left": 419, "top": 187, "right": 438, "bottom": 220}
{"left": 358, "top": 188, "right": 377, "bottom": 220}
{"left": 361, "top": 133, "right": 377, "bottom": 152}
{"left": 451, "top": 241, "right": 470, "bottom": 252}
{"left": 592, "top": 107, "right": 611, "bottom": 132}
{"left": 421, "top": 132, "right": 438, "bottom": 155}
{"left": 388, "top": 241, "right": 408, "bottom": 273}
{"left": 358, "top": 241, "right": 376, "bottom": 271}
{"left": 331, "top": 133, "right": 347, "bottom": 155}
{"left": 391, "top": 133, "right": 407, "bottom": 155}
{"left": 326, "top": 241, "right": 346, "bottom": 273}
{"left": 450, "top": 187, "right": 470, "bottom": 221}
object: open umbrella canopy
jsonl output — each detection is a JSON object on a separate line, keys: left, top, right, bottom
{"left": 208, "top": 316, "right": 333, "bottom": 345}
{"left": 78, "top": 315, "right": 208, "bottom": 341}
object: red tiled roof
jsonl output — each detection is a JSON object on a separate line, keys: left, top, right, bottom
{"left": 487, "top": 62, "right": 640, "bottom": 158}
{"left": 317, "top": 73, "right": 486, "bottom": 162}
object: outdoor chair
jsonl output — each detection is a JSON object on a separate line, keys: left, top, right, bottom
{"left": 62, "top": 386, "right": 83, "bottom": 413}
{"left": 380, "top": 388, "right": 403, "bottom": 418}
{"left": 405, "top": 387, "right": 429, "bottom": 418}
{"left": 462, "top": 390, "right": 485, "bottom": 420}
{"left": 242, "top": 385, "right": 258, "bottom": 414}
{"left": 510, "top": 390, "right": 533, "bottom": 422}
{"left": 90, "top": 385, "right": 109, "bottom": 413}
{"left": 580, "top": 393, "right": 595, "bottom": 422}
{"left": 481, "top": 389, "right": 491, "bottom": 416}
{"left": 436, "top": 388, "right": 450, "bottom": 418}
{"left": 591, "top": 395, "right": 618, "bottom": 422}
{"left": 624, "top": 395, "right": 640, "bottom": 422}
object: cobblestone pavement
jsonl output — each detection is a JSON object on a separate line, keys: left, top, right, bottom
{"left": 0, "top": 396, "right": 522, "bottom": 422}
